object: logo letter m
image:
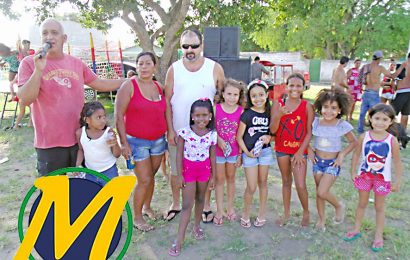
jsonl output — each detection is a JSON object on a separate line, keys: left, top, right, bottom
{"left": 14, "top": 175, "right": 136, "bottom": 259}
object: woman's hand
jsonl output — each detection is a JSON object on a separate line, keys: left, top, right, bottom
{"left": 121, "top": 142, "right": 132, "bottom": 160}
{"left": 259, "top": 135, "right": 271, "bottom": 145}
{"left": 307, "top": 150, "right": 316, "bottom": 164}
{"left": 208, "top": 177, "right": 215, "bottom": 190}
{"left": 391, "top": 182, "right": 400, "bottom": 192}
{"left": 291, "top": 152, "right": 306, "bottom": 167}
{"left": 217, "top": 138, "right": 227, "bottom": 152}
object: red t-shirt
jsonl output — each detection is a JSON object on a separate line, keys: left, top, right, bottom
{"left": 274, "top": 99, "right": 308, "bottom": 155}
{"left": 125, "top": 79, "right": 166, "bottom": 140}
{"left": 18, "top": 54, "right": 97, "bottom": 148}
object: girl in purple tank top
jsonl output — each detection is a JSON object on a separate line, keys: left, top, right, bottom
{"left": 213, "top": 78, "right": 246, "bottom": 226}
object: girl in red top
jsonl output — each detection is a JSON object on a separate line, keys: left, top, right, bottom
{"left": 270, "top": 73, "right": 314, "bottom": 227}
{"left": 116, "top": 52, "right": 167, "bottom": 232}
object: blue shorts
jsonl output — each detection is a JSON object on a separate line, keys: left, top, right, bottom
{"left": 127, "top": 135, "right": 166, "bottom": 162}
{"left": 312, "top": 155, "right": 340, "bottom": 177}
{"left": 85, "top": 164, "right": 119, "bottom": 186}
{"left": 242, "top": 147, "right": 274, "bottom": 168}
{"left": 216, "top": 155, "right": 238, "bottom": 164}
{"left": 275, "top": 151, "right": 307, "bottom": 158}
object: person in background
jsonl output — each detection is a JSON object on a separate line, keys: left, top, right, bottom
{"left": 250, "top": 56, "right": 269, "bottom": 81}
{"left": 380, "top": 58, "right": 396, "bottom": 104}
{"left": 331, "top": 56, "right": 349, "bottom": 91}
{"left": 346, "top": 58, "right": 362, "bottom": 121}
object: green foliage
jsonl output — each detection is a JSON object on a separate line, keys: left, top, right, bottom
{"left": 253, "top": 0, "right": 410, "bottom": 59}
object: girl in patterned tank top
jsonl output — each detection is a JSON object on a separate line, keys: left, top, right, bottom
{"left": 308, "top": 88, "right": 357, "bottom": 232}
{"left": 213, "top": 78, "right": 245, "bottom": 226}
{"left": 344, "top": 104, "right": 402, "bottom": 252}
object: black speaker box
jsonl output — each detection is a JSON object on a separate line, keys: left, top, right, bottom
{"left": 208, "top": 57, "right": 251, "bottom": 84}
{"left": 204, "top": 27, "right": 240, "bottom": 59}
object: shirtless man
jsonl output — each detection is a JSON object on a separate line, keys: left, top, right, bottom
{"left": 357, "top": 51, "right": 405, "bottom": 133}
{"left": 331, "top": 56, "right": 349, "bottom": 91}
{"left": 391, "top": 53, "right": 410, "bottom": 130}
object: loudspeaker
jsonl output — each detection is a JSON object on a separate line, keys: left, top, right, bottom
{"left": 209, "top": 57, "right": 251, "bottom": 84}
{"left": 220, "top": 27, "right": 239, "bottom": 58}
{"left": 204, "top": 28, "right": 220, "bottom": 58}
{"left": 204, "top": 27, "right": 240, "bottom": 59}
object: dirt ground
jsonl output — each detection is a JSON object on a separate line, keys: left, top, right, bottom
{"left": 0, "top": 86, "right": 409, "bottom": 259}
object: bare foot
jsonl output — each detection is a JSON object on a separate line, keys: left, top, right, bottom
{"left": 301, "top": 212, "right": 310, "bottom": 227}
{"left": 275, "top": 215, "right": 290, "bottom": 227}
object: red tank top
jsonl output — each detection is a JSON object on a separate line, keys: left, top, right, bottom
{"left": 125, "top": 79, "right": 166, "bottom": 140}
{"left": 274, "top": 99, "right": 308, "bottom": 154}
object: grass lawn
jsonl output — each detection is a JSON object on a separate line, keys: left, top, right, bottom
{"left": 0, "top": 85, "right": 409, "bottom": 259}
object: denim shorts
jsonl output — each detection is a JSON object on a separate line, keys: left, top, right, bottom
{"left": 275, "top": 151, "right": 307, "bottom": 158}
{"left": 242, "top": 147, "right": 274, "bottom": 168}
{"left": 85, "top": 164, "right": 119, "bottom": 187}
{"left": 216, "top": 155, "right": 238, "bottom": 164}
{"left": 127, "top": 135, "right": 166, "bottom": 162}
{"left": 312, "top": 155, "right": 340, "bottom": 177}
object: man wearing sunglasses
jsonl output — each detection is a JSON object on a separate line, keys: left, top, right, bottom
{"left": 164, "top": 29, "right": 225, "bottom": 222}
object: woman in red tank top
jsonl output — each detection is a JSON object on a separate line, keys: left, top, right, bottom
{"left": 270, "top": 73, "right": 314, "bottom": 227}
{"left": 115, "top": 52, "right": 167, "bottom": 232}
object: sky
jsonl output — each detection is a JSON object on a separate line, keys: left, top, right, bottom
{"left": 0, "top": 1, "right": 143, "bottom": 49}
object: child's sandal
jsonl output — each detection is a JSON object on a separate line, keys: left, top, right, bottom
{"left": 371, "top": 240, "right": 384, "bottom": 252}
{"left": 343, "top": 231, "right": 362, "bottom": 242}
{"left": 213, "top": 215, "right": 223, "bottom": 226}
{"left": 192, "top": 226, "right": 205, "bottom": 240}
{"left": 240, "top": 217, "right": 251, "bottom": 228}
{"left": 168, "top": 241, "right": 181, "bottom": 257}
{"left": 253, "top": 217, "right": 266, "bottom": 227}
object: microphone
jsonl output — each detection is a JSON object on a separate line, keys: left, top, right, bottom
{"left": 39, "top": 42, "right": 51, "bottom": 59}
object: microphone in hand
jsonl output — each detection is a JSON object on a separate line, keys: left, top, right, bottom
{"left": 39, "top": 42, "right": 51, "bottom": 59}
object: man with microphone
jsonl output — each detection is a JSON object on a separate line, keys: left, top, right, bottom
{"left": 18, "top": 18, "right": 124, "bottom": 176}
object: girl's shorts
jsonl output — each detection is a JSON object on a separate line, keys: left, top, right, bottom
{"left": 312, "top": 155, "right": 340, "bottom": 177}
{"left": 183, "top": 158, "right": 210, "bottom": 182}
{"left": 216, "top": 155, "right": 238, "bottom": 164}
{"left": 354, "top": 174, "right": 391, "bottom": 196}
{"left": 242, "top": 147, "right": 274, "bottom": 168}
{"left": 127, "top": 135, "right": 166, "bottom": 162}
{"left": 85, "top": 164, "right": 119, "bottom": 187}
{"left": 275, "top": 151, "right": 307, "bottom": 158}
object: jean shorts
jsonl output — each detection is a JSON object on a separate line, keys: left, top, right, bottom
{"left": 85, "top": 164, "right": 119, "bottom": 187}
{"left": 275, "top": 151, "right": 307, "bottom": 158}
{"left": 312, "top": 155, "right": 340, "bottom": 177}
{"left": 242, "top": 147, "right": 274, "bottom": 168}
{"left": 127, "top": 135, "right": 166, "bottom": 162}
{"left": 216, "top": 155, "right": 238, "bottom": 164}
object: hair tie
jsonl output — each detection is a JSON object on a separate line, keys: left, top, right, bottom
{"left": 199, "top": 97, "right": 209, "bottom": 101}
{"left": 247, "top": 79, "right": 269, "bottom": 90}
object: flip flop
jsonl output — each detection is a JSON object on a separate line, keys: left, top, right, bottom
{"left": 168, "top": 240, "right": 181, "bottom": 257}
{"left": 213, "top": 215, "right": 223, "bottom": 226}
{"left": 240, "top": 218, "right": 251, "bottom": 228}
{"left": 202, "top": 210, "right": 214, "bottom": 223}
{"left": 143, "top": 210, "right": 157, "bottom": 221}
{"left": 371, "top": 239, "right": 384, "bottom": 252}
{"left": 343, "top": 231, "right": 362, "bottom": 242}
{"left": 192, "top": 227, "right": 205, "bottom": 240}
{"left": 133, "top": 223, "right": 154, "bottom": 232}
{"left": 253, "top": 217, "right": 266, "bottom": 227}
{"left": 226, "top": 212, "right": 237, "bottom": 221}
{"left": 164, "top": 209, "right": 181, "bottom": 222}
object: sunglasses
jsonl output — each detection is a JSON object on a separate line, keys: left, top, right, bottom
{"left": 181, "top": 44, "right": 200, "bottom": 49}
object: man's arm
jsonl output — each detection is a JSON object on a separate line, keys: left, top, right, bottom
{"left": 214, "top": 62, "right": 225, "bottom": 95}
{"left": 165, "top": 66, "right": 177, "bottom": 146}
{"left": 87, "top": 78, "right": 126, "bottom": 92}
{"left": 17, "top": 54, "right": 47, "bottom": 106}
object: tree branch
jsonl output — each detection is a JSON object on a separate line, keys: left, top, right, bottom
{"left": 121, "top": 7, "right": 153, "bottom": 51}
{"left": 144, "top": 0, "right": 169, "bottom": 25}
{"left": 150, "top": 25, "right": 166, "bottom": 44}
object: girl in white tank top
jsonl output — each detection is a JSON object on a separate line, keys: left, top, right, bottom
{"left": 75, "top": 101, "right": 121, "bottom": 185}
